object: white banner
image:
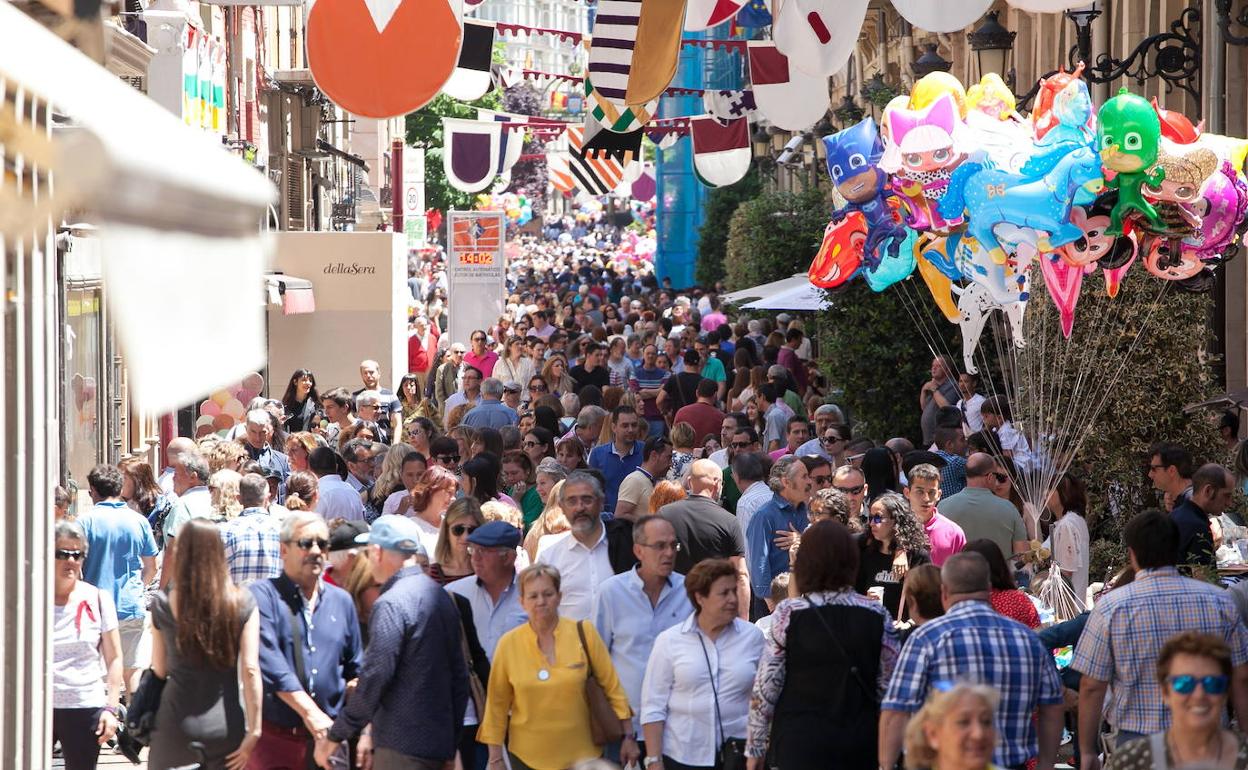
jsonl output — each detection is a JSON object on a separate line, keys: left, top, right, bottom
{"left": 402, "top": 146, "right": 426, "bottom": 249}
{"left": 447, "top": 210, "right": 506, "bottom": 347}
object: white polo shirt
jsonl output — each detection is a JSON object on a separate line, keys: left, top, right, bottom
{"left": 535, "top": 526, "right": 612, "bottom": 621}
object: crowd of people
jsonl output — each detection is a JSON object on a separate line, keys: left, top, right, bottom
{"left": 50, "top": 240, "right": 1248, "bottom": 770}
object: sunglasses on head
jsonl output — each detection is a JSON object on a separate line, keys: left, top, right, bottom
{"left": 451, "top": 524, "right": 479, "bottom": 537}
{"left": 294, "top": 537, "right": 329, "bottom": 551}
{"left": 1168, "top": 674, "right": 1229, "bottom": 696}
{"left": 834, "top": 484, "right": 865, "bottom": 495}
{"left": 55, "top": 548, "right": 85, "bottom": 562}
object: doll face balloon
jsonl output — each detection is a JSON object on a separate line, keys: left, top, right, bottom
{"left": 966, "top": 73, "right": 1016, "bottom": 121}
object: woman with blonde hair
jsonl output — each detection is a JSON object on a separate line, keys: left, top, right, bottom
{"left": 284, "top": 471, "right": 319, "bottom": 512}
{"left": 341, "top": 547, "right": 382, "bottom": 641}
{"left": 369, "top": 444, "right": 416, "bottom": 518}
{"left": 902, "top": 683, "right": 999, "bottom": 770}
{"left": 284, "top": 432, "right": 319, "bottom": 474}
{"left": 430, "top": 497, "right": 486, "bottom": 586}
{"left": 205, "top": 440, "right": 248, "bottom": 475}
{"left": 208, "top": 469, "right": 243, "bottom": 520}
{"left": 446, "top": 403, "right": 472, "bottom": 432}
{"left": 524, "top": 479, "right": 569, "bottom": 560}
{"left": 648, "top": 480, "right": 687, "bottom": 514}
{"left": 542, "top": 354, "right": 576, "bottom": 397}
{"left": 667, "top": 422, "right": 696, "bottom": 481}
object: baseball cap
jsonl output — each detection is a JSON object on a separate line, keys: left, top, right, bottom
{"left": 355, "top": 515, "right": 427, "bottom": 555}
{"left": 502, "top": 381, "right": 522, "bottom": 394}
{"left": 466, "top": 521, "right": 522, "bottom": 549}
{"left": 329, "top": 520, "right": 370, "bottom": 552}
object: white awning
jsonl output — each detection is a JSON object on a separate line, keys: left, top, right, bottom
{"left": 742, "top": 281, "right": 830, "bottom": 312}
{"left": 722, "top": 273, "right": 809, "bottom": 305}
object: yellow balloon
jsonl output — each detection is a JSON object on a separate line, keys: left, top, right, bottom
{"left": 210, "top": 389, "right": 232, "bottom": 407}
{"left": 909, "top": 72, "right": 968, "bottom": 119}
{"left": 916, "top": 242, "right": 961, "bottom": 322}
{"left": 966, "top": 73, "right": 1018, "bottom": 121}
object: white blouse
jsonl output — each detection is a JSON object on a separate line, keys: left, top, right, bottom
{"left": 641, "top": 615, "right": 764, "bottom": 766}
{"left": 1051, "top": 511, "right": 1090, "bottom": 610}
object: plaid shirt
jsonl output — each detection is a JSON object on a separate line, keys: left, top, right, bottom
{"left": 219, "top": 508, "right": 283, "bottom": 586}
{"left": 934, "top": 451, "right": 967, "bottom": 497}
{"left": 1072, "top": 566, "right": 1248, "bottom": 734}
{"left": 882, "top": 599, "right": 1063, "bottom": 767}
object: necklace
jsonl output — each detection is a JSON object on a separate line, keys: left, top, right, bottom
{"left": 1167, "top": 729, "right": 1225, "bottom": 768}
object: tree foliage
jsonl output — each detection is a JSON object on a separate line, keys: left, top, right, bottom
{"left": 405, "top": 91, "right": 503, "bottom": 214}
{"left": 722, "top": 187, "right": 829, "bottom": 291}
{"left": 502, "top": 84, "right": 547, "bottom": 213}
{"left": 695, "top": 165, "right": 762, "bottom": 287}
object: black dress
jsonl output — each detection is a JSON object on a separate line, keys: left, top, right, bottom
{"left": 853, "top": 539, "right": 931, "bottom": 620}
{"left": 148, "top": 590, "right": 256, "bottom": 770}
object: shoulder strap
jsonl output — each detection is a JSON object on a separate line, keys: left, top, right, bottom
{"left": 576, "top": 620, "right": 598, "bottom": 682}
{"left": 1149, "top": 732, "right": 1169, "bottom": 770}
{"left": 276, "top": 579, "right": 308, "bottom": 690}
{"left": 807, "top": 597, "right": 876, "bottom": 702}
{"left": 696, "top": 632, "right": 725, "bottom": 745}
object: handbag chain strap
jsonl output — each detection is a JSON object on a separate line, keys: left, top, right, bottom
{"left": 696, "top": 631, "right": 725, "bottom": 747}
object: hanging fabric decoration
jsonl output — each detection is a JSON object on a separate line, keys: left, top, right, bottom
{"left": 684, "top": 0, "right": 748, "bottom": 31}
{"left": 547, "top": 136, "right": 576, "bottom": 195}
{"left": 772, "top": 0, "right": 866, "bottom": 76}
{"left": 631, "top": 163, "right": 658, "bottom": 202}
{"left": 734, "top": 0, "right": 771, "bottom": 27}
{"left": 703, "top": 89, "right": 757, "bottom": 122}
{"left": 889, "top": 0, "right": 992, "bottom": 33}
{"left": 307, "top": 0, "right": 462, "bottom": 118}
{"left": 691, "top": 116, "right": 751, "bottom": 187}
{"left": 567, "top": 125, "right": 626, "bottom": 195}
{"left": 585, "top": 0, "right": 686, "bottom": 131}
{"left": 478, "top": 110, "right": 525, "bottom": 177}
{"left": 441, "top": 19, "right": 495, "bottom": 101}
{"left": 442, "top": 118, "right": 502, "bottom": 193}
{"left": 582, "top": 114, "right": 644, "bottom": 164}
{"left": 747, "top": 41, "right": 830, "bottom": 131}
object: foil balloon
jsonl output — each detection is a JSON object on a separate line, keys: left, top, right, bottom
{"left": 1032, "top": 64, "right": 1091, "bottom": 142}
{"left": 1035, "top": 75, "right": 1095, "bottom": 148}
{"left": 1098, "top": 88, "right": 1166, "bottom": 235}
{"left": 916, "top": 234, "right": 961, "bottom": 322}
{"left": 940, "top": 145, "right": 1104, "bottom": 263}
{"left": 862, "top": 228, "right": 918, "bottom": 291}
{"left": 1101, "top": 247, "right": 1138, "bottom": 298}
{"left": 1183, "top": 161, "right": 1248, "bottom": 262}
{"left": 954, "top": 234, "right": 1017, "bottom": 304}
{"left": 953, "top": 249, "right": 1029, "bottom": 375}
{"left": 1039, "top": 250, "right": 1084, "bottom": 339}
{"left": 1142, "top": 138, "right": 1220, "bottom": 235}
{"left": 1060, "top": 196, "right": 1138, "bottom": 270}
{"left": 808, "top": 215, "right": 865, "bottom": 289}
{"left": 1143, "top": 237, "right": 1205, "bottom": 280}
{"left": 908, "top": 72, "right": 968, "bottom": 118}
{"left": 880, "top": 93, "right": 970, "bottom": 231}
{"left": 965, "top": 73, "right": 1018, "bottom": 121}
{"left": 823, "top": 118, "right": 907, "bottom": 260}
{"left": 1153, "top": 97, "right": 1202, "bottom": 144}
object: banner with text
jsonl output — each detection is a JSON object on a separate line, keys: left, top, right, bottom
{"left": 447, "top": 210, "right": 506, "bottom": 349}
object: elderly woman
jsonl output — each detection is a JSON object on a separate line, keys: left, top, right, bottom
{"left": 903, "top": 683, "right": 999, "bottom": 770}
{"left": 1107, "top": 631, "right": 1248, "bottom": 770}
{"left": 428, "top": 497, "right": 486, "bottom": 586}
{"left": 405, "top": 466, "right": 461, "bottom": 558}
{"left": 208, "top": 468, "right": 243, "bottom": 520}
{"left": 479, "top": 564, "right": 634, "bottom": 770}
{"left": 747, "top": 521, "right": 899, "bottom": 770}
{"left": 642, "top": 559, "right": 764, "bottom": 770}
{"left": 854, "top": 491, "right": 932, "bottom": 619}
{"left": 53, "top": 519, "right": 122, "bottom": 770}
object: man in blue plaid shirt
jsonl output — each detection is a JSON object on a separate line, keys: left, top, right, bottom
{"left": 1073, "top": 510, "right": 1248, "bottom": 770}
{"left": 219, "top": 473, "right": 282, "bottom": 585}
{"left": 879, "top": 552, "right": 1064, "bottom": 770}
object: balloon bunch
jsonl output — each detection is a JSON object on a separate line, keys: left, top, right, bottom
{"left": 196, "top": 372, "right": 266, "bottom": 438}
{"left": 476, "top": 192, "right": 534, "bottom": 226}
{"left": 809, "top": 69, "right": 1248, "bottom": 369}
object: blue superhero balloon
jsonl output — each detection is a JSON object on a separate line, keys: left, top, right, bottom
{"left": 822, "top": 117, "right": 907, "bottom": 262}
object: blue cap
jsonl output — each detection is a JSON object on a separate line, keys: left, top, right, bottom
{"left": 355, "top": 515, "right": 426, "bottom": 555}
{"left": 466, "top": 520, "right": 522, "bottom": 549}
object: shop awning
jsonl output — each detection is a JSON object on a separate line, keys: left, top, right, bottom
{"left": 722, "top": 273, "right": 810, "bottom": 305}
{"left": 742, "top": 281, "right": 830, "bottom": 313}
{"left": 266, "top": 272, "right": 317, "bottom": 315}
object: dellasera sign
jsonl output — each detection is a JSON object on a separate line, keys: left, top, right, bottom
{"left": 447, "top": 210, "right": 506, "bottom": 346}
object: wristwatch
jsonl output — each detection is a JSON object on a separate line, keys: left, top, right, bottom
{"left": 644, "top": 756, "right": 662, "bottom": 768}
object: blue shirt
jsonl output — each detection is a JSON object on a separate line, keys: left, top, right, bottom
{"left": 588, "top": 440, "right": 643, "bottom": 514}
{"left": 246, "top": 443, "right": 291, "bottom": 499}
{"left": 934, "top": 450, "right": 968, "bottom": 497}
{"left": 250, "top": 574, "right": 364, "bottom": 729}
{"left": 882, "top": 599, "right": 1063, "bottom": 767}
{"left": 593, "top": 567, "right": 692, "bottom": 733}
{"left": 79, "top": 501, "right": 158, "bottom": 621}
{"left": 329, "top": 566, "right": 469, "bottom": 759}
{"left": 461, "top": 399, "right": 520, "bottom": 430}
{"left": 219, "top": 508, "right": 282, "bottom": 586}
{"left": 446, "top": 571, "right": 528, "bottom": 661}
{"left": 745, "top": 493, "right": 808, "bottom": 596}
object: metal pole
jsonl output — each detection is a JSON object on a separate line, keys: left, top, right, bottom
{"left": 391, "top": 139, "right": 403, "bottom": 233}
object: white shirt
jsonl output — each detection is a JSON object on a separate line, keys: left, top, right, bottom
{"left": 381, "top": 489, "right": 410, "bottom": 517}
{"left": 958, "top": 393, "right": 986, "bottom": 434}
{"left": 640, "top": 615, "right": 764, "bottom": 766}
{"left": 735, "top": 481, "right": 772, "bottom": 565}
{"left": 411, "top": 515, "right": 442, "bottom": 563}
{"left": 535, "top": 527, "right": 613, "bottom": 621}
{"left": 443, "top": 391, "right": 481, "bottom": 419}
{"left": 157, "top": 467, "right": 175, "bottom": 496}
{"left": 707, "top": 448, "right": 730, "bottom": 469}
{"left": 1050, "top": 512, "right": 1090, "bottom": 610}
{"left": 316, "top": 475, "right": 364, "bottom": 521}
{"left": 997, "top": 421, "right": 1034, "bottom": 472}
{"left": 593, "top": 568, "right": 693, "bottom": 733}
{"left": 794, "top": 438, "right": 831, "bottom": 460}
{"left": 446, "top": 572, "right": 528, "bottom": 661}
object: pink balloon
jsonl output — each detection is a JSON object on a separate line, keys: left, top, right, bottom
{"left": 1039, "top": 253, "right": 1084, "bottom": 339}
{"left": 223, "top": 399, "right": 247, "bottom": 419}
{"left": 242, "top": 372, "right": 265, "bottom": 394}
{"left": 236, "top": 389, "right": 260, "bottom": 404}
{"left": 200, "top": 400, "right": 222, "bottom": 417}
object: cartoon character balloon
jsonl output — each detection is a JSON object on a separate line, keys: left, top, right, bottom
{"left": 1141, "top": 138, "right": 1220, "bottom": 235}
{"left": 1098, "top": 88, "right": 1166, "bottom": 235}
{"left": 880, "top": 93, "right": 970, "bottom": 231}
{"left": 1032, "top": 64, "right": 1093, "bottom": 142}
{"left": 965, "top": 73, "right": 1018, "bottom": 121}
{"left": 1035, "top": 74, "right": 1095, "bottom": 149}
{"left": 822, "top": 118, "right": 907, "bottom": 260}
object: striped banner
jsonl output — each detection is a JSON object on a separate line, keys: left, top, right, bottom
{"left": 586, "top": 77, "right": 657, "bottom": 133}
{"left": 566, "top": 124, "right": 625, "bottom": 196}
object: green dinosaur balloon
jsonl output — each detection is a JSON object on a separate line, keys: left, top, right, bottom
{"left": 1097, "top": 88, "right": 1165, "bottom": 236}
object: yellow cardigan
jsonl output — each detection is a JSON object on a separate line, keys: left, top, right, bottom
{"left": 477, "top": 617, "right": 631, "bottom": 770}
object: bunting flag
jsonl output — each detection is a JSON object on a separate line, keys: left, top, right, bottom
{"left": 773, "top": 0, "right": 866, "bottom": 76}
{"left": 442, "top": 117, "right": 502, "bottom": 193}
{"left": 567, "top": 124, "right": 626, "bottom": 195}
{"left": 582, "top": 114, "right": 643, "bottom": 164}
{"left": 441, "top": 19, "right": 495, "bottom": 101}
{"left": 547, "top": 147, "right": 575, "bottom": 194}
{"left": 703, "top": 89, "right": 757, "bottom": 121}
{"left": 495, "top": 22, "right": 584, "bottom": 45}
{"left": 585, "top": 0, "right": 686, "bottom": 130}
{"left": 631, "top": 163, "right": 657, "bottom": 201}
{"left": 747, "top": 41, "right": 830, "bottom": 131}
{"left": 684, "top": 0, "right": 748, "bottom": 31}
{"left": 691, "top": 116, "right": 751, "bottom": 187}
{"left": 680, "top": 38, "right": 749, "bottom": 52}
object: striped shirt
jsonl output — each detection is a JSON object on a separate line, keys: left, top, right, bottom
{"left": 1072, "top": 567, "right": 1248, "bottom": 734}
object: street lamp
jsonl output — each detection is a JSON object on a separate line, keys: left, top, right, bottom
{"left": 751, "top": 126, "right": 771, "bottom": 159}
{"left": 860, "top": 72, "right": 901, "bottom": 120}
{"left": 833, "top": 94, "right": 865, "bottom": 126}
{"left": 911, "top": 42, "right": 952, "bottom": 79}
{"left": 967, "top": 11, "right": 1016, "bottom": 83}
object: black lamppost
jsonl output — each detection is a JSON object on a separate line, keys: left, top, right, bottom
{"left": 833, "top": 94, "right": 865, "bottom": 126}
{"left": 968, "top": 11, "right": 1016, "bottom": 85}
{"left": 860, "top": 72, "right": 901, "bottom": 120}
{"left": 911, "top": 42, "right": 952, "bottom": 79}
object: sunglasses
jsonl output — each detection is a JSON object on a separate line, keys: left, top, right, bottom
{"left": 868, "top": 515, "right": 891, "bottom": 525}
{"left": 451, "top": 524, "right": 479, "bottom": 537}
{"left": 435, "top": 454, "right": 461, "bottom": 464}
{"left": 730, "top": 441, "right": 753, "bottom": 450}
{"left": 55, "top": 548, "right": 85, "bottom": 562}
{"left": 529, "top": 384, "right": 546, "bottom": 392}
{"left": 991, "top": 472, "right": 1009, "bottom": 484}
{"left": 1168, "top": 674, "right": 1229, "bottom": 696}
{"left": 822, "top": 436, "right": 845, "bottom": 445}
{"left": 811, "top": 474, "right": 832, "bottom": 484}
{"left": 834, "top": 484, "right": 865, "bottom": 495}
{"left": 294, "top": 538, "right": 330, "bottom": 551}
{"left": 522, "top": 440, "right": 542, "bottom": 449}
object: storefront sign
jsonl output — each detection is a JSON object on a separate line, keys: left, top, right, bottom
{"left": 447, "top": 210, "right": 506, "bottom": 346}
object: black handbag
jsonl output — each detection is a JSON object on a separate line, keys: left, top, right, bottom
{"left": 123, "top": 667, "right": 166, "bottom": 746}
{"left": 696, "top": 634, "right": 746, "bottom": 770}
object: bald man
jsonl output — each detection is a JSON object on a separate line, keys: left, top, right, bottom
{"left": 157, "top": 437, "right": 197, "bottom": 495}
{"left": 657, "top": 458, "right": 750, "bottom": 618}
{"left": 937, "top": 452, "right": 1028, "bottom": 563}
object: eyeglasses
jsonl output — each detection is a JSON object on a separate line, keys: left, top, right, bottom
{"left": 435, "top": 454, "right": 461, "bottom": 464}
{"left": 834, "top": 484, "right": 865, "bottom": 495}
{"left": 451, "top": 524, "right": 479, "bottom": 537}
{"left": 472, "top": 336, "right": 486, "bottom": 342}
{"left": 868, "top": 515, "right": 891, "bottom": 525}
{"left": 293, "top": 537, "right": 329, "bottom": 551}
{"left": 1168, "top": 674, "right": 1229, "bottom": 696}
{"left": 822, "top": 436, "right": 845, "bottom": 445}
{"left": 55, "top": 548, "right": 85, "bottom": 562}
{"left": 528, "top": 384, "right": 546, "bottom": 392}
{"left": 730, "top": 441, "right": 753, "bottom": 450}
{"left": 811, "top": 474, "right": 832, "bottom": 485}
{"left": 638, "top": 541, "right": 682, "bottom": 553}
{"left": 1148, "top": 463, "right": 1167, "bottom": 471}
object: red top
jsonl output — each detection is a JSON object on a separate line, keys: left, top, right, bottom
{"left": 408, "top": 329, "right": 438, "bottom": 374}
{"left": 672, "top": 402, "right": 725, "bottom": 446}
{"left": 990, "top": 589, "right": 1041, "bottom": 629}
